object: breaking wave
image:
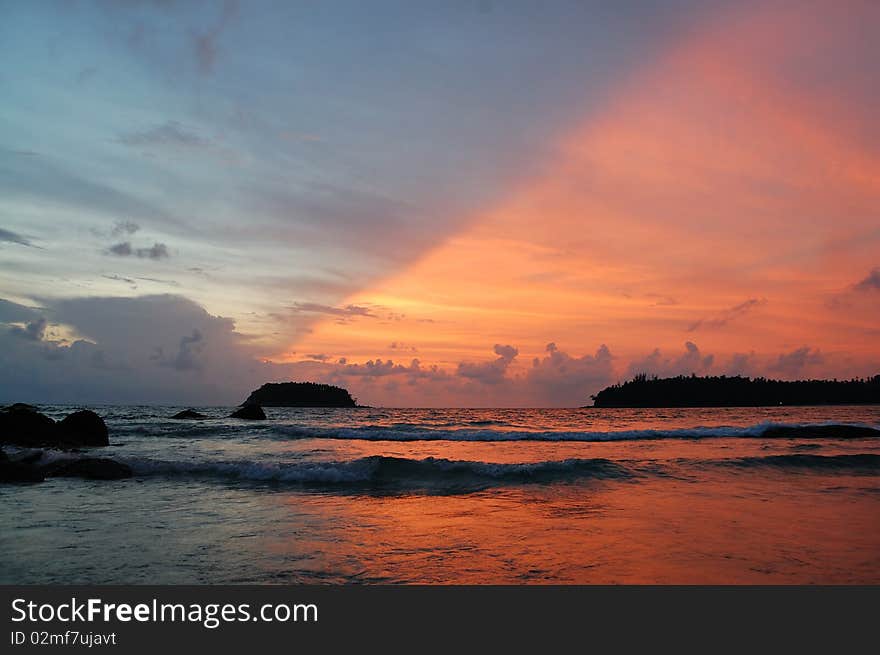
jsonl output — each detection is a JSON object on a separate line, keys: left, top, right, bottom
{"left": 122, "top": 455, "right": 635, "bottom": 489}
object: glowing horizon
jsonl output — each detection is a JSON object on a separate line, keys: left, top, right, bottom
{"left": 1, "top": 0, "right": 878, "bottom": 406}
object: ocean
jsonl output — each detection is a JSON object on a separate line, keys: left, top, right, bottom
{"left": 2, "top": 405, "right": 879, "bottom": 584}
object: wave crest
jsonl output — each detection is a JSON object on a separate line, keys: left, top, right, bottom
{"left": 124, "top": 455, "right": 634, "bottom": 489}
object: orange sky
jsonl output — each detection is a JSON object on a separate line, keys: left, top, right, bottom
{"left": 267, "top": 1, "right": 880, "bottom": 405}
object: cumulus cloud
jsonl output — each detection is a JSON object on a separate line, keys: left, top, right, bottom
{"left": 526, "top": 343, "right": 614, "bottom": 405}
{"left": 328, "top": 357, "right": 446, "bottom": 380}
{"left": 107, "top": 241, "right": 170, "bottom": 259}
{"left": 627, "top": 341, "right": 715, "bottom": 378}
{"left": 688, "top": 298, "right": 767, "bottom": 331}
{"left": 769, "top": 346, "right": 824, "bottom": 378}
{"left": 0, "top": 292, "right": 865, "bottom": 407}
{"left": 457, "top": 343, "right": 519, "bottom": 384}
{"left": 723, "top": 351, "right": 758, "bottom": 376}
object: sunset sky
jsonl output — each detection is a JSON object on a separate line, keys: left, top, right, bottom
{"left": 1, "top": 0, "right": 878, "bottom": 406}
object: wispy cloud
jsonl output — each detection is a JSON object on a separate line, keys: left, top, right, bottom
{"left": 0, "top": 227, "right": 35, "bottom": 247}
{"left": 290, "top": 302, "right": 375, "bottom": 318}
{"left": 688, "top": 298, "right": 767, "bottom": 332}
{"left": 117, "top": 121, "right": 210, "bottom": 149}
{"left": 854, "top": 268, "right": 880, "bottom": 292}
{"left": 107, "top": 242, "right": 170, "bottom": 259}
{"left": 189, "top": 0, "right": 238, "bottom": 75}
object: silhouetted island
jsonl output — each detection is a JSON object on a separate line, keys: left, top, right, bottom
{"left": 590, "top": 373, "right": 880, "bottom": 408}
{"left": 242, "top": 382, "right": 357, "bottom": 407}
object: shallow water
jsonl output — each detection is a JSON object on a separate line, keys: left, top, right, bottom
{"left": 2, "top": 405, "right": 879, "bottom": 583}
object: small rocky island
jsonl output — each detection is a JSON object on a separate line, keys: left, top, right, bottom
{"left": 242, "top": 382, "right": 357, "bottom": 407}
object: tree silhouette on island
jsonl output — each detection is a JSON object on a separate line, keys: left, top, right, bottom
{"left": 590, "top": 373, "right": 880, "bottom": 408}
{"left": 243, "top": 382, "right": 358, "bottom": 407}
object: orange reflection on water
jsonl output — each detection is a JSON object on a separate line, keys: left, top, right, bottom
{"left": 262, "top": 438, "right": 880, "bottom": 583}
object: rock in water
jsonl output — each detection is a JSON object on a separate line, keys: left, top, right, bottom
{"left": 0, "top": 404, "right": 57, "bottom": 447}
{"left": 1, "top": 405, "right": 111, "bottom": 449}
{"left": 42, "top": 457, "right": 132, "bottom": 480}
{"left": 57, "top": 410, "right": 109, "bottom": 447}
{"left": 171, "top": 409, "right": 208, "bottom": 420}
{"left": 230, "top": 404, "right": 267, "bottom": 420}
{"left": 0, "top": 449, "right": 44, "bottom": 483}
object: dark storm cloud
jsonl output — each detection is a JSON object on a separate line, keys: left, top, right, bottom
{"left": 0, "top": 295, "right": 273, "bottom": 404}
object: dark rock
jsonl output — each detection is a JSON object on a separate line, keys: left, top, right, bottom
{"left": 230, "top": 404, "right": 266, "bottom": 420}
{"left": 42, "top": 457, "right": 132, "bottom": 480}
{"left": 0, "top": 404, "right": 57, "bottom": 447}
{"left": 56, "top": 410, "right": 109, "bottom": 447}
{"left": 5, "top": 403, "right": 39, "bottom": 412}
{"left": 0, "top": 449, "right": 44, "bottom": 483}
{"left": 171, "top": 409, "right": 208, "bottom": 420}
{"left": 7, "top": 450, "right": 44, "bottom": 466}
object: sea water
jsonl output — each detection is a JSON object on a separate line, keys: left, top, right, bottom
{"left": 2, "top": 405, "right": 879, "bottom": 583}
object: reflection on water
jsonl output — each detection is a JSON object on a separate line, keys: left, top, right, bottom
{"left": 1, "top": 406, "right": 879, "bottom": 583}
